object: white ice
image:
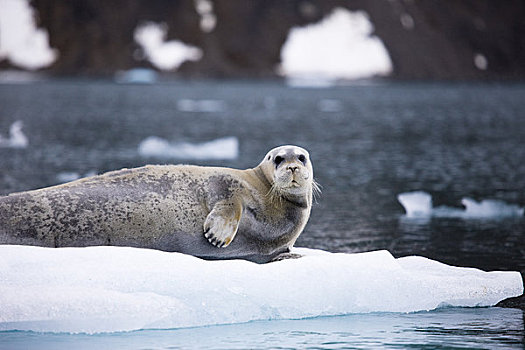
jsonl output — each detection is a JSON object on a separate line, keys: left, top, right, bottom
{"left": 138, "top": 136, "right": 239, "bottom": 160}
{"left": 398, "top": 191, "right": 524, "bottom": 219}
{"left": 0, "top": 121, "right": 28, "bottom": 149}
{"left": 279, "top": 8, "right": 393, "bottom": 81}
{"left": 0, "top": 0, "right": 58, "bottom": 70}
{"left": 176, "top": 99, "right": 226, "bottom": 113}
{"left": 317, "top": 99, "right": 343, "bottom": 112}
{"left": 134, "top": 21, "right": 202, "bottom": 71}
{"left": 0, "top": 70, "right": 43, "bottom": 84}
{"left": 114, "top": 68, "right": 158, "bottom": 84}
{"left": 0, "top": 245, "right": 521, "bottom": 334}
{"left": 56, "top": 170, "right": 97, "bottom": 184}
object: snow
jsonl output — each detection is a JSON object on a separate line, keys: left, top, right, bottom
{"left": 0, "top": 121, "right": 28, "bottom": 148}
{"left": 398, "top": 191, "right": 524, "bottom": 219}
{"left": 400, "top": 13, "right": 415, "bottom": 30}
{"left": 138, "top": 136, "right": 239, "bottom": 160}
{"left": 279, "top": 8, "right": 393, "bottom": 81}
{"left": 474, "top": 53, "right": 488, "bottom": 71}
{"left": 0, "top": 245, "right": 521, "bottom": 334}
{"left": 194, "top": 0, "right": 216, "bottom": 33}
{"left": 134, "top": 22, "right": 202, "bottom": 71}
{"left": 0, "top": 0, "right": 58, "bottom": 70}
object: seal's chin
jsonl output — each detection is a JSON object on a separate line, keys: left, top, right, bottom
{"left": 275, "top": 178, "right": 311, "bottom": 196}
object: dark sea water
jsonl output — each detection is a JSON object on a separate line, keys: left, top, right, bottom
{"left": 0, "top": 80, "right": 524, "bottom": 348}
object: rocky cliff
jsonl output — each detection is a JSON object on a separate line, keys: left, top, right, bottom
{"left": 17, "top": 0, "right": 525, "bottom": 80}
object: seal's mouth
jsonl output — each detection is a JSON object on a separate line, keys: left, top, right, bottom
{"left": 289, "top": 179, "right": 304, "bottom": 188}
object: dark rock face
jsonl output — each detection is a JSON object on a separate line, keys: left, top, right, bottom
{"left": 361, "top": 0, "right": 525, "bottom": 80}
{"left": 31, "top": 0, "right": 201, "bottom": 75}
{"left": 15, "top": 0, "right": 525, "bottom": 79}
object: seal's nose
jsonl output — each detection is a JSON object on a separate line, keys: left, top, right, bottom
{"left": 287, "top": 165, "right": 299, "bottom": 173}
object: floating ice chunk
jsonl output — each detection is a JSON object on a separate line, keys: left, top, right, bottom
{"left": 285, "top": 76, "right": 336, "bottom": 88}
{"left": 0, "top": 121, "right": 28, "bottom": 148}
{"left": 134, "top": 22, "right": 202, "bottom": 71}
{"left": 138, "top": 136, "right": 239, "bottom": 160}
{"left": 56, "top": 170, "right": 97, "bottom": 183}
{"left": 0, "top": 246, "right": 521, "bottom": 334}
{"left": 397, "top": 191, "right": 432, "bottom": 217}
{"left": 114, "top": 68, "right": 158, "bottom": 84}
{"left": 177, "top": 99, "right": 226, "bottom": 112}
{"left": 398, "top": 191, "right": 524, "bottom": 219}
{"left": 279, "top": 7, "right": 393, "bottom": 81}
{"left": 317, "top": 99, "right": 343, "bottom": 112}
{"left": 0, "top": 70, "right": 43, "bottom": 84}
{"left": 460, "top": 198, "right": 524, "bottom": 218}
{"left": 56, "top": 172, "right": 81, "bottom": 183}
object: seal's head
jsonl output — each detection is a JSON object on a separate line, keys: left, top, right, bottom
{"left": 258, "top": 145, "right": 317, "bottom": 205}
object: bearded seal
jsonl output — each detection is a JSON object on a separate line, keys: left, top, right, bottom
{"left": 0, "top": 145, "right": 318, "bottom": 263}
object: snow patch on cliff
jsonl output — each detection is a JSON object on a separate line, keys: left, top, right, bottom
{"left": 279, "top": 8, "right": 392, "bottom": 81}
{"left": 134, "top": 22, "right": 202, "bottom": 71}
{"left": 0, "top": 0, "right": 58, "bottom": 70}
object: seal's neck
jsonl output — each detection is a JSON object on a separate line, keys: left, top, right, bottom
{"left": 252, "top": 166, "right": 272, "bottom": 190}
{"left": 281, "top": 191, "right": 311, "bottom": 209}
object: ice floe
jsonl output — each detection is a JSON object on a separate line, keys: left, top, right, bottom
{"left": 56, "top": 170, "right": 97, "bottom": 184}
{"left": 0, "top": 245, "right": 521, "bottom": 334}
{"left": 317, "top": 99, "right": 343, "bottom": 112}
{"left": 398, "top": 191, "right": 524, "bottom": 219}
{"left": 138, "top": 136, "right": 238, "bottom": 160}
{"left": 176, "top": 99, "right": 226, "bottom": 112}
{"left": 0, "top": 121, "right": 28, "bottom": 149}
{"left": 114, "top": 68, "right": 158, "bottom": 84}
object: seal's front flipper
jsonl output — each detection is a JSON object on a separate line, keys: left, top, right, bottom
{"left": 271, "top": 252, "right": 302, "bottom": 262}
{"left": 204, "top": 198, "right": 242, "bottom": 248}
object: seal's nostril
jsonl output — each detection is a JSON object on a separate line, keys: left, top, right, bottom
{"left": 288, "top": 166, "right": 298, "bottom": 173}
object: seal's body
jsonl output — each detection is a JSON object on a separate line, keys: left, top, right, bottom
{"left": 0, "top": 146, "right": 316, "bottom": 263}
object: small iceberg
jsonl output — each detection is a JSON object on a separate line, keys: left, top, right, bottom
{"left": 176, "top": 99, "right": 226, "bottom": 113}
{"left": 0, "top": 121, "right": 28, "bottom": 149}
{"left": 398, "top": 191, "right": 524, "bottom": 219}
{"left": 0, "top": 245, "right": 521, "bottom": 334}
{"left": 285, "top": 76, "right": 336, "bottom": 88}
{"left": 317, "top": 99, "right": 343, "bottom": 112}
{"left": 138, "top": 136, "right": 239, "bottom": 160}
{"left": 114, "top": 68, "right": 158, "bottom": 84}
{"left": 56, "top": 170, "right": 97, "bottom": 184}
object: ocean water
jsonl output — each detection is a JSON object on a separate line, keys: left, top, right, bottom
{"left": 0, "top": 80, "right": 524, "bottom": 348}
{"left": 1, "top": 308, "right": 523, "bottom": 350}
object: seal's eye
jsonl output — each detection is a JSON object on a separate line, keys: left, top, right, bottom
{"left": 298, "top": 154, "right": 306, "bottom": 164}
{"left": 274, "top": 156, "right": 284, "bottom": 166}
